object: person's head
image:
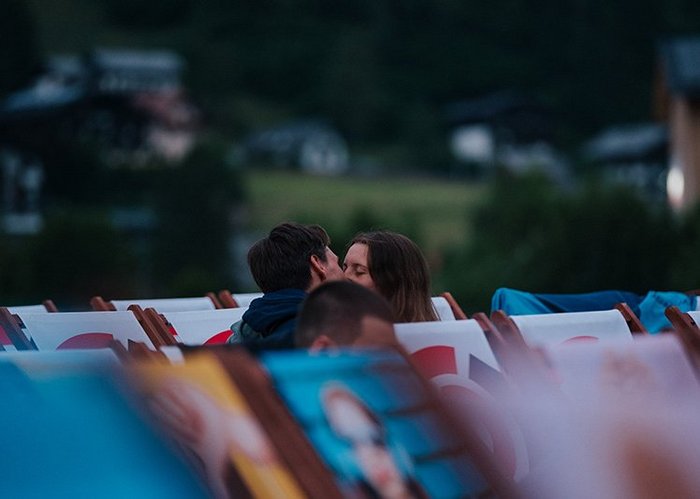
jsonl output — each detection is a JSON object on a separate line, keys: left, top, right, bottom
{"left": 248, "top": 222, "right": 344, "bottom": 293}
{"left": 344, "top": 231, "right": 437, "bottom": 323}
{"left": 295, "top": 280, "right": 397, "bottom": 350}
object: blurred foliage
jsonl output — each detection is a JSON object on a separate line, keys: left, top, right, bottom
{"left": 15, "top": 0, "right": 700, "bottom": 170}
{"left": 103, "top": 0, "right": 194, "bottom": 29}
{"left": 0, "top": 210, "right": 140, "bottom": 309}
{"left": 0, "top": 0, "right": 41, "bottom": 97}
{"left": 150, "top": 142, "right": 245, "bottom": 296}
{"left": 441, "top": 172, "right": 679, "bottom": 313}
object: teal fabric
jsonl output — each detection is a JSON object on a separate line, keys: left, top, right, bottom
{"left": 638, "top": 291, "right": 696, "bottom": 333}
{"left": 491, "top": 288, "right": 643, "bottom": 316}
{"left": 490, "top": 287, "right": 697, "bottom": 333}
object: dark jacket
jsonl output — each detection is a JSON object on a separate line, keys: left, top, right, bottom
{"left": 228, "top": 288, "right": 306, "bottom": 350}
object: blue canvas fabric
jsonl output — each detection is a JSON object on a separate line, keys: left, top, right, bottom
{"left": 261, "top": 349, "right": 491, "bottom": 498}
{"left": 638, "top": 291, "right": 696, "bottom": 333}
{"left": 490, "top": 287, "right": 697, "bottom": 333}
{"left": 491, "top": 287, "right": 644, "bottom": 316}
{"left": 0, "top": 363, "right": 206, "bottom": 498}
{"left": 229, "top": 288, "right": 306, "bottom": 349}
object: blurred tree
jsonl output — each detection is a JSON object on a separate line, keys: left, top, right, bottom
{"left": 30, "top": 211, "right": 139, "bottom": 308}
{"left": 103, "top": 0, "right": 194, "bottom": 29}
{"left": 441, "top": 172, "right": 676, "bottom": 312}
{"left": 0, "top": 0, "right": 41, "bottom": 97}
{"left": 151, "top": 143, "right": 245, "bottom": 295}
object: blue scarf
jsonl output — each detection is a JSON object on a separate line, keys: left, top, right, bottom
{"left": 241, "top": 288, "right": 306, "bottom": 349}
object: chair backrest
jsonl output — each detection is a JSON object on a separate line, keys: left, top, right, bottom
{"left": 218, "top": 289, "right": 263, "bottom": 308}
{"left": 17, "top": 311, "right": 155, "bottom": 350}
{"left": 0, "top": 362, "right": 207, "bottom": 498}
{"left": 149, "top": 308, "right": 247, "bottom": 346}
{"left": 258, "top": 348, "right": 519, "bottom": 499}
{"left": 395, "top": 319, "right": 528, "bottom": 481}
{"left": 91, "top": 295, "right": 220, "bottom": 312}
{"left": 494, "top": 309, "right": 635, "bottom": 348}
{"left": 395, "top": 320, "right": 500, "bottom": 379}
{"left": 132, "top": 352, "right": 310, "bottom": 498}
{"left": 544, "top": 333, "right": 700, "bottom": 404}
{"left": 1, "top": 302, "right": 57, "bottom": 351}
{"left": 7, "top": 303, "right": 53, "bottom": 314}
{"left": 0, "top": 349, "right": 122, "bottom": 374}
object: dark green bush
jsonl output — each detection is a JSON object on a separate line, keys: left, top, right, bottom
{"left": 441, "top": 172, "right": 677, "bottom": 313}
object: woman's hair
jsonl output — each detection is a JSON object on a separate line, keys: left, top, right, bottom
{"left": 348, "top": 231, "right": 437, "bottom": 323}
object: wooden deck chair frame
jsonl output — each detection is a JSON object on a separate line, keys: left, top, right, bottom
{"left": 127, "top": 305, "right": 177, "bottom": 348}
{"left": 0, "top": 307, "right": 36, "bottom": 350}
{"left": 210, "top": 348, "right": 345, "bottom": 499}
{"left": 475, "top": 311, "right": 546, "bottom": 377}
{"left": 217, "top": 289, "right": 238, "bottom": 308}
{"left": 127, "top": 340, "right": 169, "bottom": 362}
{"left": 439, "top": 291, "right": 468, "bottom": 320}
{"left": 665, "top": 306, "right": 700, "bottom": 375}
{"left": 614, "top": 302, "right": 648, "bottom": 334}
{"left": 142, "top": 308, "right": 180, "bottom": 347}
{"left": 218, "top": 289, "right": 263, "bottom": 309}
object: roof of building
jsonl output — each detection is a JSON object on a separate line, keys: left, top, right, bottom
{"left": 583, "top": 123, "right": 668, "bottom": 163}
{"left": 659, "top": 36, "right": 700, "bottom": 97}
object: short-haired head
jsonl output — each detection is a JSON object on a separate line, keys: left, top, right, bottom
{"left": 248, "top": 222, "right": 331, "bottom": 293}
{"left": 295, "top": 280, "right": 397, "bottom": 349}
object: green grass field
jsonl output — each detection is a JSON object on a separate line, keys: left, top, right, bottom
{"left": 244, "top": 171, "right": 486, "bottom": 258}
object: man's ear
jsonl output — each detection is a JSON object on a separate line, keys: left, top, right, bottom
{"left": 309, "top": 334, "right": 336, "bottom": 352}
{"left": 310, "top": 254, "right": 326, "bottom": 280}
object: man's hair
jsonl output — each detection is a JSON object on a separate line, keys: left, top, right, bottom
{"left": 295, "top": 281, "right": 395, "bottom": 347}
{"left": 248, "top": 222, "right": 331, "bottom": 293}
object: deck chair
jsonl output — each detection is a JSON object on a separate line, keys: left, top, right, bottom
{"left": 395, "top": 320, "right": 528, "bottom": 481}
{"left": 501, "top": 334, "right": 700, "bottom": 499}
{"left": 90, "top": 293, "right": 222, "bottom": 312}
{"left": 0, "top": 361, "right": 207, "bottom": 497}
{"left": 491, "top": 306, "right": 644, "bottom": 350}
{"left": 7, "top": 300, "right": 59, "bottom": 313}
{"left": 5, "top": 310, "right": 156, "bottom": 350}
{"left": 145, "top": 307, "right": 247, "bottom": 346}
{"left": 0, "top": 348, "right": 122, "bottom": 373}
{"left": 0, "top": 301, "right": 58, "bottom": 351}
{"left": 256, "top": 348, "right": 520, "bottom": 499}
{"left": 218, "top": 289, "right": 263, "bottom": 308}
{"left": 395, "top": 320, "right": 500, "bottom": 380}
{"left": 132, "top": 351, "right": 332, "bottom": 499}
{"left": 543, "top": 333, "right": 700, "bottom": 404}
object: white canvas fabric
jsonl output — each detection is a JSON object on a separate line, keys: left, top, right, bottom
{"left": 162, "top": 308, "right": 247, "bottom": 345}
{"left": 232, "top": 292, "right": 263, "bottom": 308}
{"left": 431, "top": 296, "right": 456, "bottom": 321}
{"left": 395, "top": 320, "right": 500, "bottom": 377}
{"left": 7, "top": 304, "right": 50, "bottom": 314}
{"left": 111, "top": 296, "right": 217, "bottom": 312}
{"left": 510, "top": 309, "right": 633, "bottom": 348}
{"left": 19, "top": 311, "right": 154, "bottom": 350}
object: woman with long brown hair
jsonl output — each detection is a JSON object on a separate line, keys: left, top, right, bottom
{"left": 343, "top": 231, "right": 438, "bottom": 323}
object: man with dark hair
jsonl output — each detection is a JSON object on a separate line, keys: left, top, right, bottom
{"left": 295, "top": 281, "right": 398, "bottom": 351}
{"left": 229, "top": 222, "right": 344, "bottom": 349}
